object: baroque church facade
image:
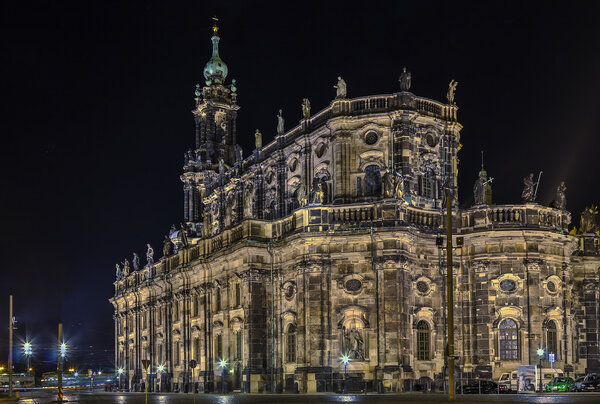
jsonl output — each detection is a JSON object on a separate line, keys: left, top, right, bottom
{"left": 110, "top": 23, "right": 600, "bottom": 393}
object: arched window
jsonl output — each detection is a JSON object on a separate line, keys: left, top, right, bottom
{"left": 547, "top": 321, "right": 558, "bottom": 358}
{"left": 416, "top": 321, "right": 431, "bottom": 361}
{"left": 286, "top": 324, "right": 297, "bottom": 363}
{"left": 499, "top": 318, "right": 519, "bottom": 360}
{"left": 364, "top": 165, "right": 382, "bottom": 197}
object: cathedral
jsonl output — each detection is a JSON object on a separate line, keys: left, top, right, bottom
{"left": 110, "top": 21, "right": 600, "bottom": 393}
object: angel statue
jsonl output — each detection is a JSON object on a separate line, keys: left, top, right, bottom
{"left": 115, "top": 264, "right": 122, "bottom": 280}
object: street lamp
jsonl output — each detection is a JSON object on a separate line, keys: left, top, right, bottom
{"left": 23, "top": 342, "right": 33, "bottom": 376}
{"left": 60, "top": 342, "right": 67, "bottom": 358}
{"left": 340, "top": 353, "right": 351, "bottom": 394}
{"left": 537, "top": 348, "right": 544, "bottom": 392}
{"left": 156, "top": 364, "right": 165, "bottom": 393}
{"left": 117, "top": 368, "right": 124, "bottom": 391}
{"left": 218, "top": 358, "right": 228, "bottom": 394}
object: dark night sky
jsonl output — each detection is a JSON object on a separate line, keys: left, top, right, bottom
{"left": 1, "top": 1, "right": 599, "bottom": 371}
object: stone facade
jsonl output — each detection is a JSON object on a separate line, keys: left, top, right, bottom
{"left": 109, "top": 26, "right": 600, "bottom": 393}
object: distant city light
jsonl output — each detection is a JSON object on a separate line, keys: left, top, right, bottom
{"left": 218, "top": 358, "right": 228, "bottom": 369}
{"left": 117, "top": 368, "right": 124, "bottom": 375}
{"left": 60, "top": 342, "right": 67, "bottom": 358}
{"left": 157, "top": 364, "right": 165, "bottom": 373}
{"left": 74, "top": 372, "right": 79, "bottom": 377}
{"left": 537, "top": 348, "right": 545, "bottom": 356}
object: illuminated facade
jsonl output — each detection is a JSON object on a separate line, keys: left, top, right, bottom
{"left": 110, "top": 24, "right": 600, "bottom": 393}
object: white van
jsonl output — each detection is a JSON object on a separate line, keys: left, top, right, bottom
{"left": 498, "top": 368, "right": 563, "bottom": 392}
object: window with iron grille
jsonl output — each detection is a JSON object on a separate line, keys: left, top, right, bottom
{"left": 416, "top": 321, "right": 430, "bottom": 360}
{"left": 286, "top": 324, "right": 296, "bottom": 363}
{"left": 547, "top": 321, "right": 558, "bottom": 359}
{"left": 499, "top": 319, "right": 519, "bottom": 360}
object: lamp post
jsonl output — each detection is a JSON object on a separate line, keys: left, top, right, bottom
{"left": 537, "top": 348, "right": 544, "bottom": 392}
{"left": 218, "top": 359, "right": 228, "bottom": 394}
{"left": 157, "top": 364, "right": 165, "bottom": 392}
{"left": 117, "top": 368, "right": 124, "bottom": 391}
{"left": 23, "top": 342, "right": 32, "bottom": 376}
{"left": 341, "top": 354, "right": 350, "bottom": 394}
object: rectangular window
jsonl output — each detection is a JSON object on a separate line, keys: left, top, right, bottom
{"left": 175, "top": 341, "right": 180, "bottom": 365}
{"left": 235, "top": 284, "right": 241, "bottom": 307}
{"left": 193, "top": 297, "right": 199, "bottom": 317}
{"left": 156, "top": 307, "right": 162, "bottom": 326}
{"left": 142, "top": 312, "right": 147, "bottom": 330}
{"left": 236, "top": 332, "right": 242, "bottom": 360}
{"left": 173, "top": 302, "right": 179, "bottom": 322}
{"left": 195, "top": 338, "right": 201, "bottom": 361}
{"left": 216, "top": 289, "right": 221, "bottom": 311}
{"left": 156, "top": 343, "right": 162, "bottom": 364}
{"left": 216, "top": 335, "right": 223, "bottom": 359}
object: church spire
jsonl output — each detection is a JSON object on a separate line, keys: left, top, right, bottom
{"left": 203, "top": 16, "right": 228, "bottom": 86}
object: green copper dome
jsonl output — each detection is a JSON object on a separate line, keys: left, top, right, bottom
{"left": 203, "top": 24, "right": 228, "bottom": 86}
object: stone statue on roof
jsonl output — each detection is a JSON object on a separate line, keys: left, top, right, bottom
{"left": 555, "top": 181, "right": 567, "bottom": 210}
{"left": 254, "top": 129, "right": 262, "bottom": 149}
{"left": 522, "top": 173, "right": 536, "bottom": 203}
{"left": 334, "top": 76, "right": 347, "bottom": 98}
{"left": 115, "top": 263, "right": 122, "bottom": 280}
{"left": 447, "top": 80, "right": 458, "bottom": 105}
{"left": 132, "top": 253, "right": 140, "bottom": 271}
{"left": 302, "top": 98, "right": 311, "bottom": 118}
{"left": 277, "top": 110, "right": 285, "bottom": 135}
{"left": 296, "top": 182, "right": 308, "bottom": 207}
{"left": 399, "top": 67, "right": 411, "bottom": 91}
{"left": 146, "top": 243, "right": 154, "bottom": 266}
{"left": 122, "top": 259, "right": 130, "bottom": 277}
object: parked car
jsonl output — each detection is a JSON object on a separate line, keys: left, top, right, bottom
{"left": 545, "top": 377, "right": 576, "bottom": 392}
{"left": 580, "top": 374, "right": 600, "bottom": 392}
{"left": 462, "top": 380, "right": 499, "bottom": 394}
{"left": 574, "top": 376, "right": 586, "bottom": 392}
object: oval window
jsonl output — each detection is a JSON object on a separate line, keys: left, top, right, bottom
{"left": 500, "top": 279, "right": 516, "bottom": 292}
{"left": 285, "top": 284, "right": 295, "bottom": 299}
{"left": 365, "top": 131, "right": 378, "bottom": 145}
{"left": 416, "top": 280, "right": 430, "bottom": 294}
{"left": 345, "top": 279, "right": 362, "bottom": 292}
{"left": 289, "top": 158, "right": 298, "bottom": 172}
{"left": 547, "top": 281, "right": 557, "bottom": 293}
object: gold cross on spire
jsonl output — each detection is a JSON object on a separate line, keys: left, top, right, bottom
{"left": 212, "top": 16, "right": 219, "bottom": 34}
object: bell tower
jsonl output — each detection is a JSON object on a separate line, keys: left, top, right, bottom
{"left": 181, "top": 18, "right": 241, "bottom": 226}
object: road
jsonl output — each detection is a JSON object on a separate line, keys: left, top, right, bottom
{"left": 3, "top": 391, "right": 600, "bottom": 404}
